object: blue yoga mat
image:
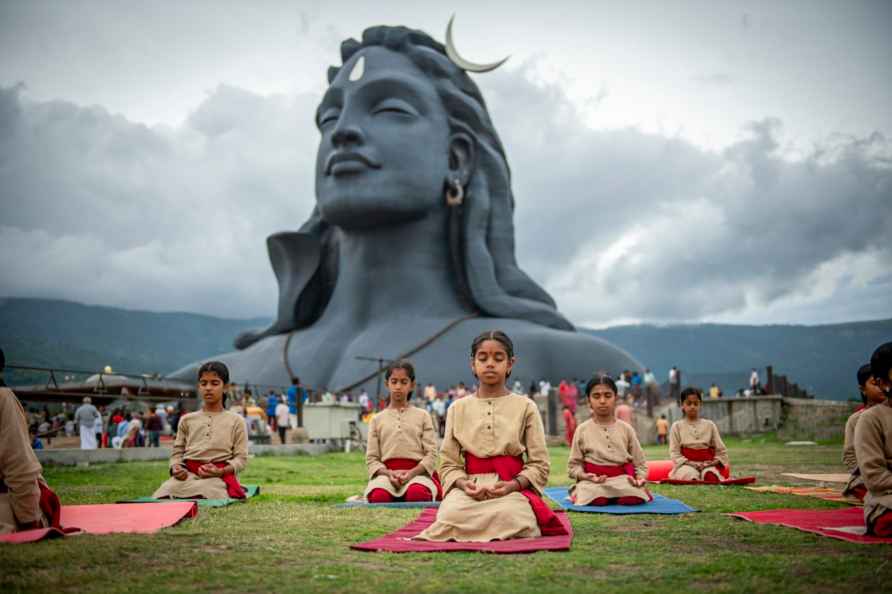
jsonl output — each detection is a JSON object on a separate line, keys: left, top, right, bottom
{"left": 544, "top": 487, "right": 697, "bottom": 514}
{"left": 338, "top": 500, "right": 441, "bottom": 509}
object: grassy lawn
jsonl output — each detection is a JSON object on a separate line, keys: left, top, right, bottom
{"left": 2, "top": 435, "right": 889, "bottom": 593}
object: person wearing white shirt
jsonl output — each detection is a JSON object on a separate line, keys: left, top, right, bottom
{"left": 538, "top": 379, "right": 552, "bottom": 397}
{"left": 358, "top": 390, "right": 370, "bottom": 412}
{"left": 74, "top": 397, "right": 100, "bottom": 450}
{"left": 749, "top": 369, "right": 760, "bottom": 394}
{"left": 275, "top": 401, "right": 290, "bottom": 444}
{"left": 643, "top": 369, "right": 657, "bottom": 386}
{"left": 615, "top": 376, "right": 629, "bottom": 398}
{"left": 431, "top": 395, "right": 447, "bottom": 437}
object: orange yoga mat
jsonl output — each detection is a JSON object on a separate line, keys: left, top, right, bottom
{"left": 0, "top": 501, "right": 198, "bottom": 544}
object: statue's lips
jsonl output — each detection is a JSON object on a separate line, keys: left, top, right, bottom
{"left": 325, "top": 151, "right": 381, "bottom": 176}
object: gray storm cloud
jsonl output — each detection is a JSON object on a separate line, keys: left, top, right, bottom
{"left": 0, "top": 67, "right": 890, "bottom": 325}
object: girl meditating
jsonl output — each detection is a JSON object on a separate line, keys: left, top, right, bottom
{"left": 152, "top": 361, "right": 248, "bottom": 500}
{"left": 568, "top": 375, "right": 651, "bottom": 506}
{"left": 415, "top": 331, "right": 565, "bottom": 541}
{"left": 668, "top": 387, "right": 729, "bottom": 482}
{"left": 363, "top": 360, "right": 441, "bottom": 503}
{"left": 855, "top": 342, "right": 892, "bottom": 536}
{"left": 842, "top": 363, "right": 886, "bottom": 500}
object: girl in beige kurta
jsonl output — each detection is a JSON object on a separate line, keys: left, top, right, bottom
{"left": 363, "top": 360, "right": 440, "bottom": 502}
{"left": 855, "top": 343, "right": 892, "bottom": 536}
{"left": 153, "top": 361, "right": 248, "bottom": 500}
{"left": 842, "top": 364, "right": 887, "bottom": 500}
{"left": 568, "top": 376, "right": 651, "bottom": 505}
{"left": 669, "top": 388, "right": 729, "bottom": 482}
{"left": 415, "top": 330, "right": 565, "bottom": 541}
{"left": 855, "top": 400, "right": 892, "bottom": 535}
{"left": 0, "top": 379, "right": 60, "bottom": 533}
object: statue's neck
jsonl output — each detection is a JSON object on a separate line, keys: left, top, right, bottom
{"left": 324, "top": 210, "right": 474, "bottom": 326}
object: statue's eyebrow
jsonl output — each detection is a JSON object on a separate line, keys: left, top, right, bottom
{"left": 355, "top": 76, "right": 426, "bottom": 106}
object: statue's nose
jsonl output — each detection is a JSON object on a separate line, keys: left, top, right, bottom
{"left": 331, "top": 122, "right": 364, "bottom": 147}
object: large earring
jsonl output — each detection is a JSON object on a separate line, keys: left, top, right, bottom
{"left": 446, "top": 178, "right": 464, "bottom": 206}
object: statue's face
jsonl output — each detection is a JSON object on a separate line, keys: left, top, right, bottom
{"left": 315, "top": 46, "right": 451, "bottom": 229}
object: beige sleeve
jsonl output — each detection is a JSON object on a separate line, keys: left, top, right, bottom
{"left": 437, "top": 404, "right": 467, "bottom": 494}
{"left": 842, "top": 414, "right": 858, "bottom": 471}
{"left": 228, "top": 416, "right": 249, "bottom": 473}
{"left": 419, "top": 411, "right": 438, "bottom": 476}
{"left": 711, "top": 422, "right": 730, "bottom": 468}
{"left": 669, "top": 422, "right": 686, "bottom": 466}
{"left": 169, "top": 416, "right": 187, "bottom": 470}
{"left": 627, "top": 426, "right": 649, "bottom": 480}
{"left": 365, "top": 415, "right": 386, "bottom": 479}
{"left": 0, "top": 392, "right": 43, "bottom": 524}
{"left": 517, "top": 400, "right": 550, "bottom": 493}
{"left": 567, "top": 425, "right": 586, "bottom": 480}
{"left": 854, "top": 411, "right": 892, "bottom": 493}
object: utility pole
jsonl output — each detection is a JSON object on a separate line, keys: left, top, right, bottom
{"left": 355, "top": 355, "right": 395, "bottom": 406}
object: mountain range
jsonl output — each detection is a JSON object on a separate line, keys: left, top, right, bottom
{"left": 2, "top": 297, "right": 888, "bottom": 400}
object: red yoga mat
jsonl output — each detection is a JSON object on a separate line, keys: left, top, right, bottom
{"left": 646, "top": 460, "right": 752, "bottom": 485}
{"left": 0, "top": 502, "right": 197, "bottom": 544}
{"left": 729, "top": 507, "right": 892, "bottom": 544}
{"left": 351, "top": 508, "right": 573, "bottom": 553}
{"left": 646, "top": 460, "right": 674, "bottom": 482}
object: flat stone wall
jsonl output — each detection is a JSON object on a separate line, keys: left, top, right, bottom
{"left": 699, "top": 396, "right": 783, "bottom": 435}
{"left": 36, "top": 443, "right": 334, "bottom": 466}
{"left": 778, "top": 397, "right": 857, "bottom": 441}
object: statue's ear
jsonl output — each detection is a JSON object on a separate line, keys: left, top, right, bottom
{"left": 447, "top": 132, "right": 476, "bottom": 187}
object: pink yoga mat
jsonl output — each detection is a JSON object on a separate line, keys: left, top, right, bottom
{"left": 351, "top": 508, "right": 573, "bottom": 553}
{"left": 0, "top": 502, "right": 197, "bottom": 544}
{"left": 729, "top": 507, "right": 892, "bottom": 544}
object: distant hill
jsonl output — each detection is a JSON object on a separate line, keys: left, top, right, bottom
{"left": 1, "top": 297, "right": 888, "bottom": 400}
{"left": 0, "top": 297, "right": 269, "bottom": 379}
{"left": 583, "top": 321, "right": 892, "bottom": 401}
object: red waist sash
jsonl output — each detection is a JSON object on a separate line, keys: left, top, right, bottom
{"left": 681, "top": 447, "right": 721, "bottom": 465}
{"left": 583, "top": 462, "right": 636, "bottom": 477}
{"left": 0, "top": 479, "right": 61, "bottom": 529}
{"left": 184, "top": 460, "right": 246, "bottom": 499}
{"left": 464, "top": 453, "right": 567, "bottom": 536}
{"left": 384, "top": 458, "right": 443, "bottom": 500}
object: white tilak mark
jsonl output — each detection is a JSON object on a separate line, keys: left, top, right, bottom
{"left": 349, "top": 56, "right": 365, "bottom": 82}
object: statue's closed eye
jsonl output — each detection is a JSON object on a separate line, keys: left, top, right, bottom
{"left": 372, "top": 99, "right": 418, "bottom": 117}
{"left": 318, "top": 109, "right": 340, "bottom": 127}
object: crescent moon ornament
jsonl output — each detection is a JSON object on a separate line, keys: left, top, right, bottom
{"left": 445, "top": 15, "right": 510, "bottom": 73}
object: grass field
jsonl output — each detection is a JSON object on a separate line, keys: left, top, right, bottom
{"left": 3, "top": 435, "right": 890, "bottom": 593}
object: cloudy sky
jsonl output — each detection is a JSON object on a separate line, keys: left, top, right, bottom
{"left": 1, "top": 0, "right": 890, "bottom": 328}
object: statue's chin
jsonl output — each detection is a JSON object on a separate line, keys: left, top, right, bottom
{"left": 317, "top": 195, "right": 430, "bottom": 230}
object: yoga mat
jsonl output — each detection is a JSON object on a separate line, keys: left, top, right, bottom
{"left": 0, "top": 502, "right": 197, "bottom": 544}
{"left": 661, "top": 476, "right": 756, "bottom": 486}
{"left": 646, "top": 460, "right": 674, "bottom": 482}
{"left": 119, "top": 484, "right": 260, "bottom": 507}
{"left": 0, "top": 526, "right": 82, "bottom": 545}
{"left": 746, "top": 485, "right": 861, "bottom": 506}
{"left": 729, "top": 507, "right": 892, "bottom": 544}
{"left": 351, "top": 508, "right": 573, "bottom": 553}
{"left": 647, "top": 460, "right": 745, "bottom": 484}
{"left": 781, "top": 473, "right": 850, "bottom": 483}
{"left": 543, "top": 487, "right": 696, "bottom": 515}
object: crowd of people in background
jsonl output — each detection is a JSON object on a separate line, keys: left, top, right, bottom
{"left": 23, "top": 365, "right": 774, "bottom": 450}
{"left": 23, "top": 397, "right": 186, "bottom": 451}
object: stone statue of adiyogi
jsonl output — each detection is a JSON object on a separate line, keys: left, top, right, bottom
{"left": 171, "top": 24, "right": 640, "bottom": 391}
